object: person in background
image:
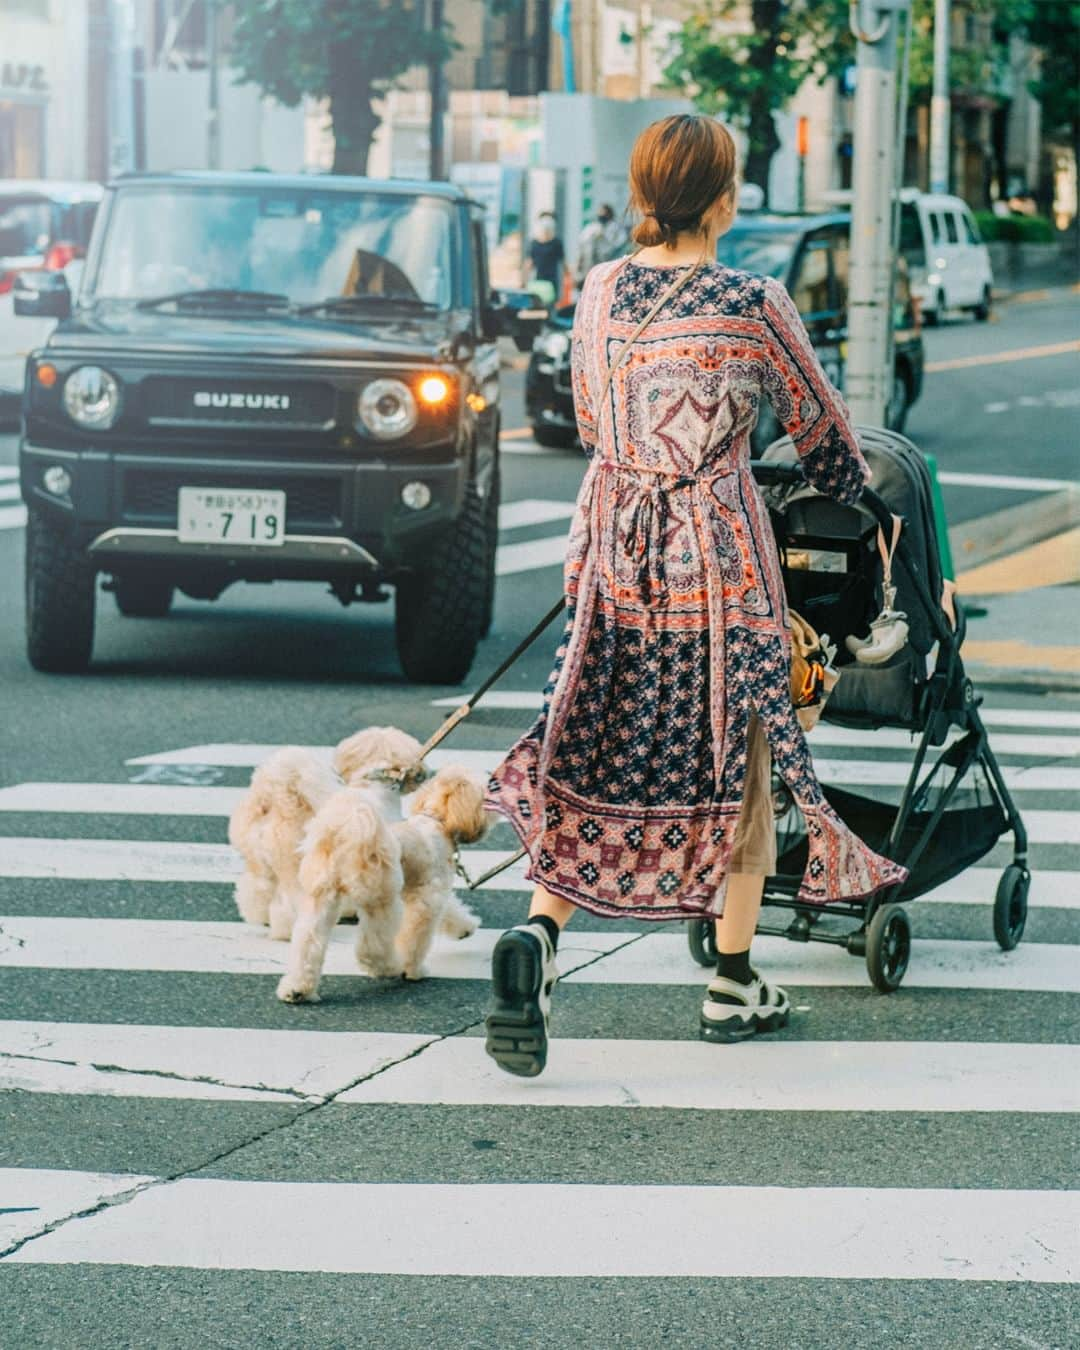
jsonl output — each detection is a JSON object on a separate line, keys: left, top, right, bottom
{"left": 574, "top": 203, "right": 628, "bottom": 288}
{"left": 525, "top": 211, "right": 567, "bottom": 306}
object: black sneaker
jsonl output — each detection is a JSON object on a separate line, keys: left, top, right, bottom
{"left": 700, "top": 969, "right": 790, "bottom": 1043}
{"left": 484, "top": 922, "right": 558, "bottom": 1077}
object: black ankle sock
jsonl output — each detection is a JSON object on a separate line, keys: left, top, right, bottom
{"left": 529, "top": 914, "right": 560, "bottom": 951}
{"left": 715, "top": 948, "right": 752, "bottom": 984}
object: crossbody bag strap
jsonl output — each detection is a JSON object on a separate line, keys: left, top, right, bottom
{"left": 594, "top": 249, "right": 706, "bottom": 429}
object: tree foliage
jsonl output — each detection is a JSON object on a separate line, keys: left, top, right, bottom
{"left": 1017, "top": 0, "right": 1080, "bottom": 141}
{"left": 228, "top": 0, "right": 456, "bottom": 174}
{"left": 665, "top": 0, "right": 1079, "bottom": 203}
{"left": 663, "top": 0, "right": 852, "bottom": 203}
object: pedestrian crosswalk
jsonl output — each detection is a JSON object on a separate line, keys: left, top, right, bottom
{"left": 1, "top": 702, "right": 1078, "bottom": 1327}
{"left": 0, "top": 467, "right": 24, "bottom": 532}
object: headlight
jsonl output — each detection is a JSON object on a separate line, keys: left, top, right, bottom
{"left": 62, "top": 365, "right": 121, "bottom": 430}
{"left": 357, "top": 378, "right": 417, "bottom": 440}
{"left": 534, "top": 330, "right": 570, "bottom": 360}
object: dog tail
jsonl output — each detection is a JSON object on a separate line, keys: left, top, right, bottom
{"left": 299, "top": 789, "right": 401, "bottom": 897}
{"left": 227, "top": 787, "right": 266, "bottom": 854}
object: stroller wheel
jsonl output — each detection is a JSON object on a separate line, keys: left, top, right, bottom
{"left": 993, "top": 864, "right": 1029, "bottom": 951}
{"left": 688, "top": 918, "right": 717, "bottom": 967}
{"left": 865, "top": 903, "right": 911, "bottom": 993}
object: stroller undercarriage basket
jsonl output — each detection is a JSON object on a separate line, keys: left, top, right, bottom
{"left": 687, "top": 429, "right": 1029, "bottom": 992}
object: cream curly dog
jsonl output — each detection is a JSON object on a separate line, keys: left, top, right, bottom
{"left": 229, "top": 726, "right": 425, "bottom": 938}
{"left": 228, "top": 746, "right": 337, "bottom": 941}
{"left": 276, "top": 765, "right": 487, "bottom": 1003}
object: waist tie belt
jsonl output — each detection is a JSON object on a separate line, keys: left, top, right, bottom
{"left": 595, "top": 459, "right": 722, "bottom": 608}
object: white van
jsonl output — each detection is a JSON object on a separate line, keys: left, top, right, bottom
{"left": 899, "top": 192, "right": 994, "bottom": 325}
{"left": 823, "top": 188, "right": 995, "bottom": 325}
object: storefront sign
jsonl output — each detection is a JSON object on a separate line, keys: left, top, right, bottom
{"left": 1, "top": 63, "right": 49, "bottom": 96}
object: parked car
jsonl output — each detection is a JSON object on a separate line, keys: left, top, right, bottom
{"left": 526, "top": 211, "right": 924, "bottom": 450}
{"left": 14, "top": 171, "right": 543, "bottom": 681}
{"left": 0, "top": 180, "right": 103, "bottom": 414}
{"left": 826, "top": 188, "right": 994, "bottom": 325}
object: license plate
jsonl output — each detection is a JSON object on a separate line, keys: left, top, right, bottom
{"left": 177, "top": 487, "right": 286, "bottom": 546}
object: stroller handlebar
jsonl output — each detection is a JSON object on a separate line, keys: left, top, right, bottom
{"left": 749, "top": 459, "right": 896, "bottom": 532}
{"left": 749, "top": 460, "right": 956, "bottom": 648}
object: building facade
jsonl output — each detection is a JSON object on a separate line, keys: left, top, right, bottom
{"left": 0, "top": 0, "right": 94, "bottom": 180}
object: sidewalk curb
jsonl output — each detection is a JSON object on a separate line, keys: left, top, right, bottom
{"left": 963, "top": 661, "right": 1080, "bottom": 696}
{"left": 992, "top": 280, "right": 1080, "bottom": 305}
{"left": 950, "top": 488, "right": 1080, "bottom": 573}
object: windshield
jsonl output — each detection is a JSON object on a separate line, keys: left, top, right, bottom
{"left": 89, "top": 185, "right": 458, "bottom": 310}
{"left": 0, "top": 198, "right": 52, "bottom": 258}
{"left": 715, "top": 229, "right": 799, "bottom": 280}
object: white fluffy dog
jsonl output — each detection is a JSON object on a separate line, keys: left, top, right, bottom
{"left": 393, "top": 766, "right": 487, "bottom": 980}
{"left": 333, "top": 724, "right": 429, "bottom": 814}
{"left": 228, "top": 747, "right": 338, "bottom": 941}
{"left": 277, "top": 788, "right": 406, "bottom": 1003}
{"left": 230, "top": 726, "right": 424, "bottom": 938}
{"left": 276, "top": 766, "right": 487, "bottom": 1004}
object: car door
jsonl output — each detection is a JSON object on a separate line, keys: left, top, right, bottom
{"left": 468, "top": 209, "right": 500, "bottom": 478}
{"left": 790, "top": 231, "right": 844, "bottom": 392}
{"left": 938, "top": 208, "right": 964, "bottom": 306}
{"left": 959, "top": 206, "right": 992, "bottom": 302}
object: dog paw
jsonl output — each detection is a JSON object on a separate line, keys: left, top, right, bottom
{"left": 276, "top": 977, "right": 318, "bottom": 1004}
{"left": 447, "top": 917, "right": 479, "bottom": 940}
{"left": 358, "top": 960, "right": 405, "bottom": 979}
{"left": 402, "top": 964, "right": 430, "bottom": 981}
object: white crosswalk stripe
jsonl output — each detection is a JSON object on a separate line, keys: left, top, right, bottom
{"left": 1, "top": 917, "right": 1076, "bottom": 991}
{"left": 126, "top": 726, "right": 1080, "bottom": 763}
{"left": 7, "top": 1023, "right": 1073, "bottom": 1112}
{"left": 1, "top": 835, "right": 1076, "bottom": 910}
{"left": 5, "top": 754, "right": 1080, "bottom": 812}
{"left": 432, "top": 690, "right": 1080, "bottom": 731}
{"left": 6, "top": 1173, "right": 1076, "bottom": 1280}
{"left": 1, "top": 711, "right": 1077, "bottom": 1299}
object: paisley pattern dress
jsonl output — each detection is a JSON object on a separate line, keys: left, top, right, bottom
{"left": 485, "top": 257, "right": 908, "bottom": 920}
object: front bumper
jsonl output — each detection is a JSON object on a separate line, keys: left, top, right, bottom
{"left": 525, "top": 353, "right": 576, "bottom": 431}
{"left": 20, "top": 442, "right": 469, "bottom": 577}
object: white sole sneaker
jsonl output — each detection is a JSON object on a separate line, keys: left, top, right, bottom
{"left": 485, "top": 923, "right": 558, "bottom": 1077}
{"left": 700, "top": 970, "right": 791, "bottom": 1044}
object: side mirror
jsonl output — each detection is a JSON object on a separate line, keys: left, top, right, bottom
{"left": 13, "top": 270, "right": 71, "bottom": 320}
{"left": 489, "top": 287, "right": 549, "bottom": 352}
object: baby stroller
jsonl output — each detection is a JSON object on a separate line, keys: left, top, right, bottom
{"left": 687, "top": 427, "right": 1029, "bottom": 992}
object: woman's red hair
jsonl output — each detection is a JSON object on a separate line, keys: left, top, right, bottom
{"left": 629, "top": 114, "right": 737, "bottom": 249}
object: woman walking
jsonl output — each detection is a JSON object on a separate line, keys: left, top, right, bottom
{"left": 484, "top": 114, "right": 907, "bottom": 1077}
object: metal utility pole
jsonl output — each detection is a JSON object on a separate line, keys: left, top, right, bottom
{"left": 428, "top": 0, "right": 447, "bottom": 179}
{"left": 206, "top": 0, "right": 221, "bottom": 170}
{"left": 846, "top": 0, "right": 910, "bottom": 426}
{"left": 929, "top": 0, "right": 950, "bottom": 194}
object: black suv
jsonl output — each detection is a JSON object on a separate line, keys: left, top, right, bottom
{"left": 14, "top": 172, "right": 541, "bottom": 682}
{"left": 527, "top": 211, "right": 923, "bottom": 449}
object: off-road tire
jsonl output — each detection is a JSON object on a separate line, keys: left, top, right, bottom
{"left": 395, "top": 483, "right": 488, "bottom": 684}
{"left": 480, "top": 456, "right": 501, "bottom": 637}
{"left": 25, "top": 511, "right": 96, "bottom": 673}
{"left": 531, "top": 422, "right": 578, "bottom": 450}
{"left": 113, "top": 575, "right": 174, "bottom": 618}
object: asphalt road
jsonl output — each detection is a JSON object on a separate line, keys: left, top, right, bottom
{"left": 0, "top": 289, "right": 1077, "bottom": 1348}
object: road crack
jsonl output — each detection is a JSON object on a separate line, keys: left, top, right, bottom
{"left": 0, "top": 1050, "right": 317, "bottom": 1102}
{"left": 0, "top": 928, "right": 652, "bottom": 1261}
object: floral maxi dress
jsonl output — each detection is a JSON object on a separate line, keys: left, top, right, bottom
{"left": 485, "top": 258, "right": 908, "bottom": 919}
